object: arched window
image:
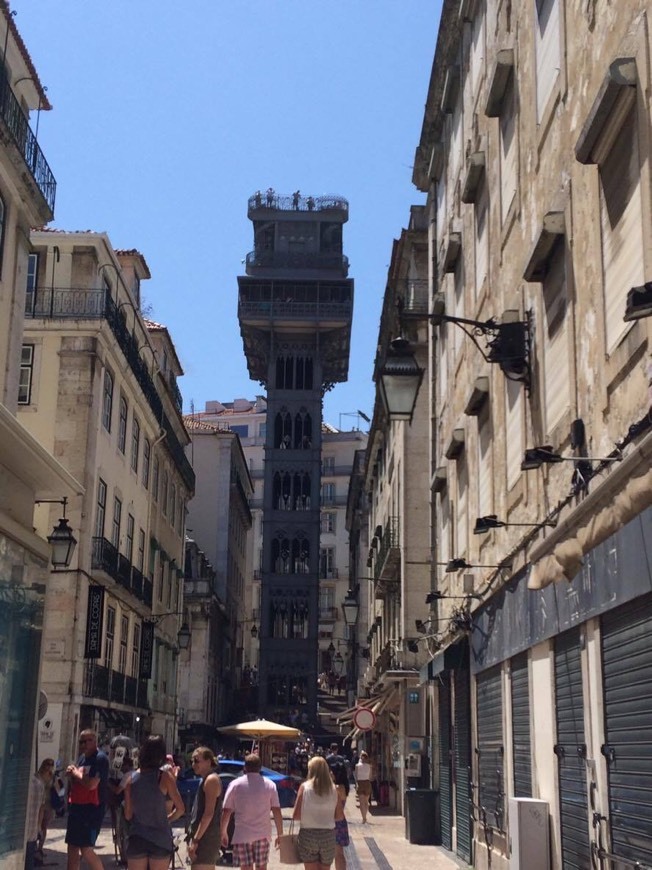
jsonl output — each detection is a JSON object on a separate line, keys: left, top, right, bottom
{"left": 275, "top": 407, "right": 292, "bottom": 448}
{"left": 272, "top": 534, "right": 291, "bottom": 573}
{"left": 294, "top": 408, "right": 312, "bottom": 448}
{"left": 275, "top": 355, "right": 286, "bottom": 389}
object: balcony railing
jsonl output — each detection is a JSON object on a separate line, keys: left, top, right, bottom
{"left": 0, "top": 66, "right": 56, "bottom": 213}
{"left": 239, "top": 298, "right": 352, "bottom": 322}
{"left": 92, "top": 537, "right": 153, "bottom": 607}
{"left": 318, "top": 606, "right": 338, "bottom": 621}
{"left": 395, "top": 278, "right": 430, "bottom": 316}
{"left": 84, "top": 662, "right": 109, "bottom": 699}
{"left": 320, "top": 494, "right": 348, "bottom": 506}
{"left": 321, "top": 465, "right": 354, "bottom": 477}
{"left": 25, "top": 289, "right": 193, "bottom": 490}
{"left": 84, "top": 663, "right": 149, "bottom": 708}
{"left": 246, "top": 250, "right": 349, "bottom": 274}
{"left": 248, "top": 192, "right": 348, "bottom": 215}
{"left": 374, "top": 517, "right": 401, "bottom": 583}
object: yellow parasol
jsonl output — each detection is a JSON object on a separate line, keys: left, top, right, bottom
{"left": 216, "top": 718, "right": 302, "bottom": 740}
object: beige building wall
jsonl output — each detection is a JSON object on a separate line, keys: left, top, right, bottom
{"left": 403, "top": 0, "right": 652, "bottom": 866}
{"left": 0, "top": 10, "right": 85, "bottom": 869}
{"left": 20, "top": 231, "right": 191, "bottom": 761}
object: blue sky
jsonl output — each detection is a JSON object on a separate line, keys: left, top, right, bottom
{"left": 14, "top": 1, "right": 440, "bottom": 428}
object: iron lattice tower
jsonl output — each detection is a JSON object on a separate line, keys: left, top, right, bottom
{"left": 238, "top": 191, "right": 353, "bottom": 725}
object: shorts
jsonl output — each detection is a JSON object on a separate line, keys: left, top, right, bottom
{"left": 65, "top": 804, "right": 104, "bottom": 848}
{"left": 231, "top": 838, "right": 270, "bottom": 867}
{"left": 335, "top": 818, "right": 350, "bottom": 847}
{"left": 126, "top": 833, "right": 173, "bottom": 860}
{"left": 192, "top": 831, "right": 221, "bottom": 864}
{"left": 297, "top": 828, "right": 336, "bottom": 865}
{"left": 357, "top": 780, "right": 372, "bottom": 797}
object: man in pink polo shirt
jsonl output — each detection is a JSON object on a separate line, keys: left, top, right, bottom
{"left": 220, "top": 754, "right": 284, "bottom": 870}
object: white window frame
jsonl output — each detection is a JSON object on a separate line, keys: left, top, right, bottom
{"left": 18, "top": 344, "right": 34, "bottom": 405}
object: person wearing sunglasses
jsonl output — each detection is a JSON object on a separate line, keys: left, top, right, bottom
{"left": 65, "top": 730, "right": 109, "bottom": 870}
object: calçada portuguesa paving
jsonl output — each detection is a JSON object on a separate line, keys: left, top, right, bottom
{"left": 38, "top": 807, "right": 467, "bottom": 870}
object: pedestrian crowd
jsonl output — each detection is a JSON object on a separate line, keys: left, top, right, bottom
{"left": 29, "top": 729, "right": 380, "bottom": 870}
{"left": 318, "top": 670, "right": 347, "bottom": 695}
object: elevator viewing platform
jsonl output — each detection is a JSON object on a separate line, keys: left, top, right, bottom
{"left": 238, "top": 190, "right": 353, "bottom": 387}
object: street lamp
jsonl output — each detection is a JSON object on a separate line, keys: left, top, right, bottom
{"left": 177, "top": 622, "right": 191, "bottom": 650}
{"left": 341, "top": 589, "right": 359, "bottom": 626}
{"left": 36, "top": 497, "right": 78, "bottom": 568}
{"left": 378, "top": 337, "right": 424, "bottom": 421}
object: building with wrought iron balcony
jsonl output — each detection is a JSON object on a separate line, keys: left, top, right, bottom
{"left": 18, "top": 230, "right": 193, "bottom": 762}
{"left": 0, "top": 10, "right": 79, "bottom": 867}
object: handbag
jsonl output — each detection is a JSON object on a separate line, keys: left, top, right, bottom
{"left": 278, "top": 820, "right": 301, "bottom": 864}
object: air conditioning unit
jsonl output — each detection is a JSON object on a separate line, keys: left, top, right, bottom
{"left": 508, "top": 798, "right": 550, "bottom": 870}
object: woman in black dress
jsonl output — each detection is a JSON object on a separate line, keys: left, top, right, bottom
{"left": 186, "top": 747, "right": 222, "bottom": 868}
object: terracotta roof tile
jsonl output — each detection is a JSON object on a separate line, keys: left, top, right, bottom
{"left": 183, "top": 416, "right": 232, "bottom": 434}
{"left": 3, "top": 2, "right": 52, "bottom": 110}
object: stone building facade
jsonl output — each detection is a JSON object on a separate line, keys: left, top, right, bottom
{"left": 0, "top": 8, "right": 82, "bottom": 868}
{"left": 20, "top": 230, "right": 193, "bottom": 763}
{"left": 342, "top": 209, "right": 432, "bottom": 814}
{"left": 376, "top": 0, "right": 652, "bottom": 867}
{"left": 181, "top": 417, "right": 253, "bottom": 733}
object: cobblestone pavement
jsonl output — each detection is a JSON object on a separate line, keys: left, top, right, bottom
{"left": 38, "top": 806, "right": 466, "bottom": 870}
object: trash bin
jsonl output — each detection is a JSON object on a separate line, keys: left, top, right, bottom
{"left": 405, "top": 788, "right": 440, "bottom": 845}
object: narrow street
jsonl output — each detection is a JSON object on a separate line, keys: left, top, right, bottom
{"left": 38, "top": 807, "right": 465, "bottom": 870}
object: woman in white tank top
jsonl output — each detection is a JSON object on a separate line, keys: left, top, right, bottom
{"left": 292, "top": 756, "right": 343, "bottom": 869}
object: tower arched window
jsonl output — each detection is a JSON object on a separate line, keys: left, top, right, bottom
{"left": 275, "top": 407, "right": 292, "bottom": 448}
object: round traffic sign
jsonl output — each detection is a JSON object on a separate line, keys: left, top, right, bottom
{"left": 353, "top": 706, "right": 377, "bottom": 731}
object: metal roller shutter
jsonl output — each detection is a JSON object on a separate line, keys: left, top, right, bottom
{"left": 439, "top": 674, "right": 453, "bottom": 850}
{"left": 477, "top": 665, "right": 505, "bottom": 829}
{"left": 455, "top": 663, "right": 473, "bottom": 863}
{"left": 601, "top": 593, "right": 652, "bottom": 866}
{"left": 554, "top": 627, "right": 591, "bottom": 870}
{"left": 511, "top": 652, "right": 531, "bottom": 797}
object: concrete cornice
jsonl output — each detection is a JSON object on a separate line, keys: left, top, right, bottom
{"left": 0, "top": 403, "right": 83, "bottom": 499}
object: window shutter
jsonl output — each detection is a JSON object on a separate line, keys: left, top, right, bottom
{"left": 478, "top": 403, "right": 492, "bottom": 516}
{"left": 506, "top": 378, "right": 522, "bottom": 489}
{"left": 535, "top": 0, "right": 560, "bottom": 122}
{"left": 600, "top": 105, "right": 644, "bottom": 352}
{"left": 451, "top": 99, "right": 463, "bottom": 179}
{"left": 543, "top": 241, "right": 569, "bottom": 430}
{"left": 500, "top": 73, "right": 517, "bottom": 223}
{"left": 456, "top": 453, "right": 469, "bottom": 555}
{"left": 470, "top": 9, "right": 485, "bottom": 97}
{"left": 475, "top": 181, "right": 489, "bottom": 296}
{"left": 454, "top": 261, "right": 465, "bottom": 358}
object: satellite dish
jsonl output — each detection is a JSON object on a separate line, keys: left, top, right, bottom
{"left": 38, "top": 690, "right": 48, "bottom": 720}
